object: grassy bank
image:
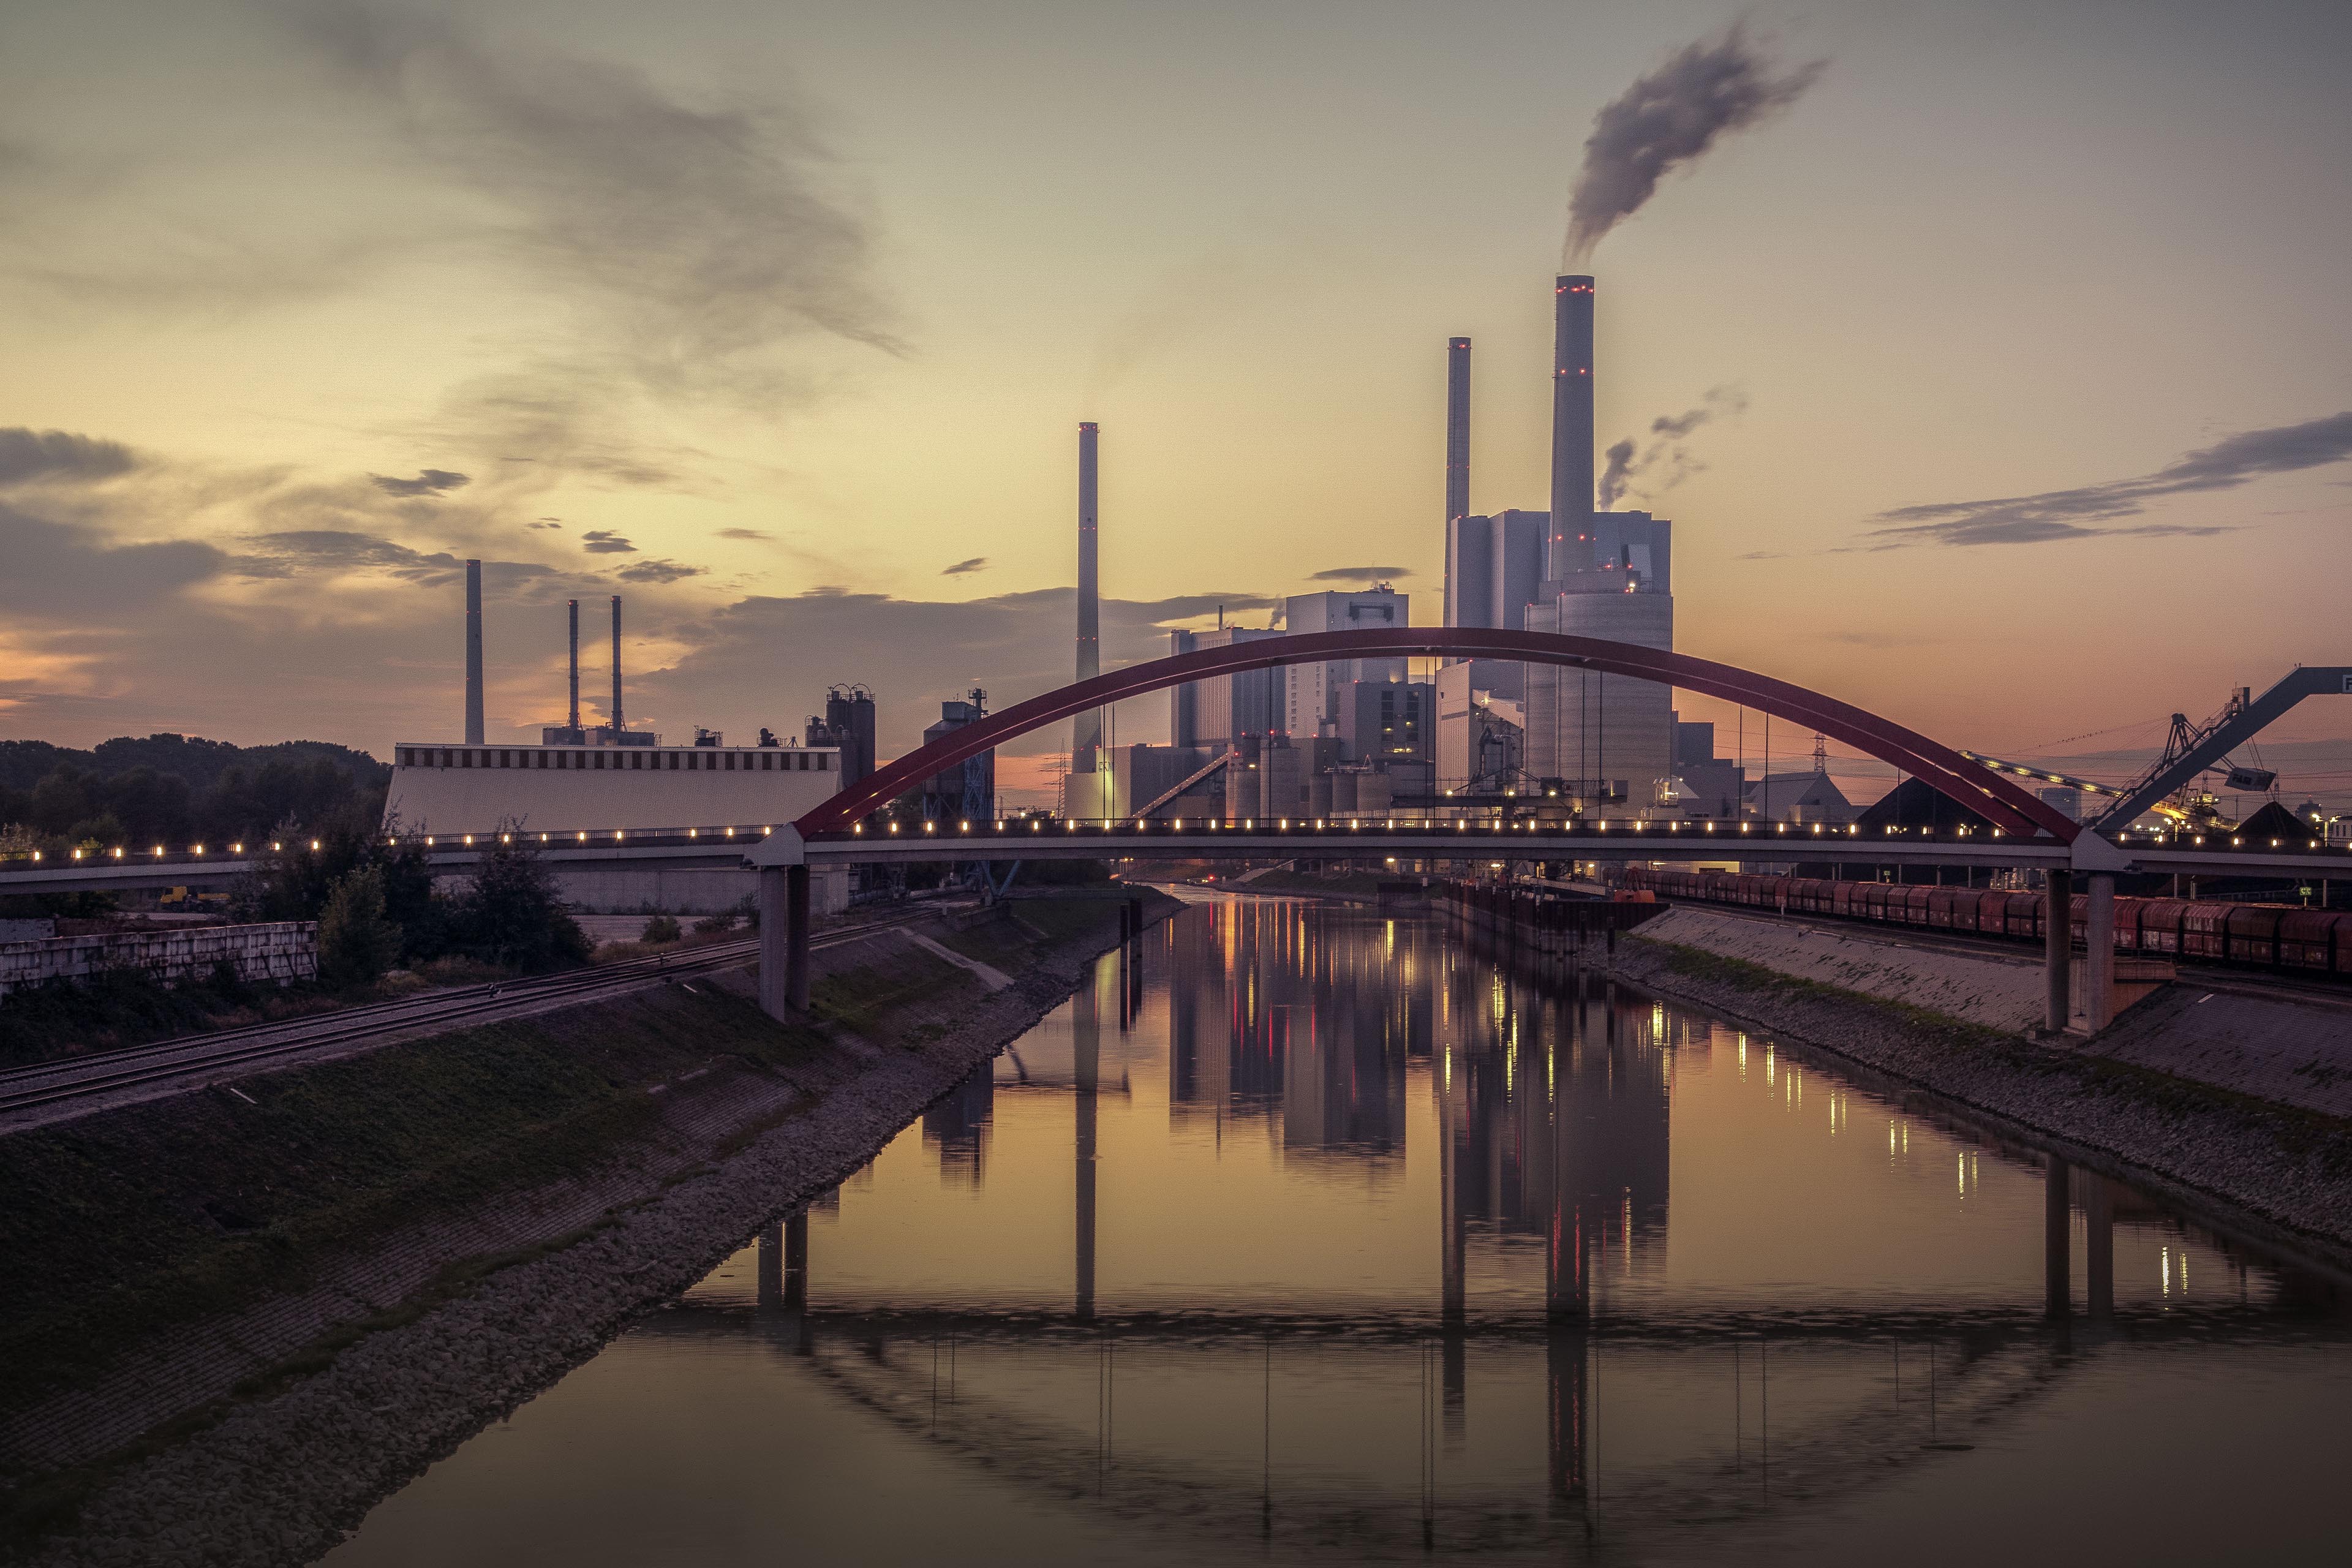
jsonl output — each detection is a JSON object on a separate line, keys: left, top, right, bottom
{"left": 0, "top": 957, "right": 519, "bottom": 1072}
{"left": 0, "top": 905, "right": 1140, "bottom": 1424}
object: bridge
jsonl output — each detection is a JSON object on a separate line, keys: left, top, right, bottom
{"left": 5, "top": 631, "right": 2343, "bottom": 1034}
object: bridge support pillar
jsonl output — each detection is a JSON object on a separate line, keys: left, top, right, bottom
{"left": 2045, "top": 1155, "right": 2071, "bottom": 1319}
{"left": 784, "top": 1209, "right": 809, "bottom": 1310}
{"left": 2084, "top": 873, "right": 2117, "bottom": 1033}
{"left": 756, "top": 864, "right": 814, "bottom": 1020}
{"left": 2043, "top": 869, "right": 2072, "bottom": 1035}
{"left": 786, "top": 863, "right": 812, "bottom": 1012}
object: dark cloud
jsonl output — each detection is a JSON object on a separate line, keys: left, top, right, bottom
{"left": 614, "top": 558, "right": 704, "bottom": 584}
{"left": 527, "top": 519, "right": 562, "bottom": 530}
{"left": 368, "top": 467, "right": 470, "bottom": 497}
{"left": 290, "top": 1, "right": 900, "bottom": 403}
{"left": 0, "top": 428, "right": 138, "bottom": 487}
{"left": 0, "top": 507, "right": 233, "bottom": 615}
{"left": 1307, "top": 565, "right": 1412, "bottom": 582}
{"left": 717, "top": 527, "right": 773, "bottom": 541}
{"left": 579, "top": 529, "right": 636, "bottom": 554}
{"left": 941, "top": 556, "right": 989, "bottom": 576}
{"left": 1564, "top": 23, "right": 1825, "bottom": 263}
{"left": 1865, "top": 411, "right": 2352, "bottom": 548}
{"left": 1597, "top": 386, "right": 1746, "bottom": 508}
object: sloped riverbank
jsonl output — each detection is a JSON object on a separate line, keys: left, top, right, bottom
{"left": 6, "top": 893, "right": 1175, "bottom": 1568}
{"left": 1604, "top": 911, "right": 2352, "bottom": 1276}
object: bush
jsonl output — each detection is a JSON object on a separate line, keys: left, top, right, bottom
{"left": 448, "top": 834, "right": 592, "bottom": 973}
{"left": 640, "top": 914, "right": 682, "bottom": 944}
{"left": 317, "top": 866, "right": 402, "bottom": 988}
{"left": 689, "top": 911, "right": 734, "bottom": 936}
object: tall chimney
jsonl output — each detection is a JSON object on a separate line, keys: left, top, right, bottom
{"left": 1548, "top": 275, "right": 1596, "bottom": 580}
{"left": 609, "top": 595, "right": 624, "bottom": 733}
{"left": 566, "top": 599, "right": 580, "bottom": 733}
{"left": 1445, "top": 337, "right": 1471, "bottom": 526}
{"left": 464, "top": 559, "right": 484, "bottom": 744}
{"left": 1072, "top": 422, "right": 1101, "bottom": 774}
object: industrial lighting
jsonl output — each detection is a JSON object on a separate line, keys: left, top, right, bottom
{"left": 923, "top": 822, "right": 935, "bottom": 833}
{"left": 540, "top": 833, "right": 549, "bottom": 843}
{"left": 688, "top": 829, "right": 696, "bottom": 838}
{"left": 890, "top": 822, "right": 900, "bottom": 834}
{"left": 271, "top": 842, "right": 281, "bottom": 851}
{"left": 114, "top": 848, "right": 124, "bottom": 859}
{"left": 578, "top": 832, "right": 588, "bottom": 842}
{"left": 29, "top": 851, "right": 39, "bottom": 862}
{"left": 310, "top": 840, "right": 320, "bottom": 851}
{"left": 960, "top": 821, "right": 970, "bottom": 831}
{"left": 194, "top": 845, "right": 204, "bottom": 856}
{"left": 464, "top": 835, "right": 474, "bottom": 846}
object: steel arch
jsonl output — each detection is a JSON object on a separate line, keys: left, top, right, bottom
{"left": 790, "top": 628, "right": 2080, "bottom": 842}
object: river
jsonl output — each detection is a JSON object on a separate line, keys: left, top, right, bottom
{"left": 322, "top": 894, "right": 2350, "bottom": 1565}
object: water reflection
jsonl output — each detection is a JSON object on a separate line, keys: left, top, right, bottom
{"left": 326, "top": 896, "right": 2351, "bottom": 1567}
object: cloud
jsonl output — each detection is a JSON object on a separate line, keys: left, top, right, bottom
{"left": 614, "top": 558, "right": 704, "bottom": 584}
{"left": 0, "top": 507, "right": 235, "bottom": 614}
{"left": 1865, "top": 411, "right": 2352, "bottom": 547}
{"left": 579, "top": 529, "right": 636, "bottom": 554}
{"left": 1596, "top": 386, "right": 1747, "bottom": 508}
{"left": 1564, "top": 23, "right": 1826, "bottom": 263}
{"left": 527, "top": 519, "right": 563, "bottom": 530}
{"left": 289, "top": 1, "right": 900, "bottom": 404}
{"left": 368, "top": 467, "right": 470, "bottom": 497}
{"left": 0, "top": 428, "right": 138, "bottom": 487}
{"left": 717, "top": 527, "right": 773, "bottom": 541}
{"left": 1308, "top": 565, "right": 1411, "bottom": 582}
{"left": 941, "top": 556, "right": 989, "bottom": 576}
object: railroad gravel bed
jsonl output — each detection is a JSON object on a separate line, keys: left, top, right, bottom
{"left": 24, "top": 900, "right": 1170, "bottom": 1568}
{"left": 1606, "top": 933, "right": 2352, "bottom": 1276}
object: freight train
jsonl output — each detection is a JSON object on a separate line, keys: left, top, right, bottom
{"left": 1611, "top": 866, "right": 2352, "bottom": 978}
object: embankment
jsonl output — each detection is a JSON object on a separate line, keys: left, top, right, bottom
{"left": 1606, "top": 904, "right": 2352, "bottom": 1271}
{"left": 4, "top": 893, "right": 1171, "bottom": 1567}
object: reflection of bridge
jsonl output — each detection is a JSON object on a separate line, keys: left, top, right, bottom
{"left": 702, "top": 902, "right": 2324, "bottom": 1559}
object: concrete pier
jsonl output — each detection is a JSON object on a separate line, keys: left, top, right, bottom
{"left": 2045, "top": 1155, "right": 2071, "bottom": 1319}
{"left": 2044, "top": 869, "right": 2072, "bottom": 1035}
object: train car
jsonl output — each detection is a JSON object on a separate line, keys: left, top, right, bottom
{"left": 2225, "top": 905, "right": 2289, "bottom": 968}
{"left": 2276, "top": 910, "right": 2347, "bottom": 973}
{"left": 2135, "top": 899, "right": 2190, "bottom": 957}
{"left": 1927, "top": 887, "right": 1972, "bottom": 931}
{"left": 1997, "top": 891, "right": 2043, "bottom": 940}
{"left": 2180, "top": 902, "right": 2236, "bottom": 962}
{"left": 1895, "top": 885, "right": 1937, "bottom": 927}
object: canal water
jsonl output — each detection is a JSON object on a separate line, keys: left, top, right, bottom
{"left": 323, "top": 894, "right": 2350, "bottom": 1565}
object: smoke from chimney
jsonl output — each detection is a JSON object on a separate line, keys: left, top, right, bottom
{"left": 609, "top": 595, "right": 624, "bottom": 733}
{"left": 1596, "top": 385, "right": 1748, "bottom": 508}
{"left": 1562, "top": 23, "right": 1825, "bottom": 263}
{"left": 464, "top": 559, "right": 484, "bottom": 745}
{"left": 1446, "top": 337, "right": 1471, "bottom": 526}
{"left": 1072, "top": 422, "right": 1101, "bottom": 775}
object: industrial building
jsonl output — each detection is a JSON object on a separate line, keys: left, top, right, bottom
{"left": 1437, "top": 279, "right": 1690, "bottom": 809}
{"left": 390, "top": 586, "right": 848, "bottom": 914}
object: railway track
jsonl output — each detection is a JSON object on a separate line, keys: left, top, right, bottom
{"left": 0, "top": 914, "right": 910, "bottom": 1124}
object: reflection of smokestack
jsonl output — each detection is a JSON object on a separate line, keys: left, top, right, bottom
{"left": 1072, "top": 423, "right": 1101, "bottom": 774}
{"left": 1446, "top": 337, "right": 1471, "bottom": 525}
{"left": 566, "top": 599, "right": 580, "bottom": 732}
{"left": 609, "top": 595, "right": 624, "bottom": 733}
{"left": 464, "top": 559, "right": 484, "bottom": 744}
{"left": 1548, "top": 276, "right": 1596, "bottom": 579}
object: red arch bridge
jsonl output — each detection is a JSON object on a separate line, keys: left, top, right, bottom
{"left": 2, "top": 633, "right": 2342, "bottom": 1033}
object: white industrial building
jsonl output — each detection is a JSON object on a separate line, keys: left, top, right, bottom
{"left": 385, "top": 740, "right": 850, "bottom": 914}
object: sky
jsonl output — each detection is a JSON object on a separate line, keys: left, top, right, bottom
{"left": 4, "top": 0, "right": 2351, "bottom": 809}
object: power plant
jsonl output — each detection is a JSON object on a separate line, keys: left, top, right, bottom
{"left": 1439, "top": 274, "right": 1681, "bottom": 810}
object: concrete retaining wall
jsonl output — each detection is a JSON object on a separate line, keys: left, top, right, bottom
{"left": 1634, "top": 905, "right": 2049, "bottom": 1035}
{"left": 0, "top": 922, "right": 316, "bottom": 999}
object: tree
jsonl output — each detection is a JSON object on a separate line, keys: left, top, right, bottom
{"left": 236, "top": 800, "right": 447, "bottom": 960}
{"left": 450, "top": 832, "right": 591, "bottom": 972}
{"left": 316, "top": 866, "right": 402, "bottom": 988}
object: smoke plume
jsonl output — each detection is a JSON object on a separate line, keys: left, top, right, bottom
{"left": 1564, "top": 24, "right": 1825, "bottom": 263}
{"left": 1596, "top": 386, "right": 1747, "bottom": 508}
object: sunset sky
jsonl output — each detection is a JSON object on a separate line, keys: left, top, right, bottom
{"left": 6, "top": 0, "right": 2350, "bottom": 808}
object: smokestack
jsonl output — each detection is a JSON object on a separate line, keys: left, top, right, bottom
{"left": 1548, "top": 276, "right": 1596, "bottom": 580}
{"left": 1446, "top": 337, "right": 1471, "bottom": 526}
{"left": 609, "top": 595, "right": 624, "bottom": 733}
{"left": 464, "top": 559, "right": 484, "bottom": 744}
{"left": 1072, "top": 422, "right": 1101, "bottom": 774}
{"left": 566, "top": 599, "right": 580, "bottom": 733}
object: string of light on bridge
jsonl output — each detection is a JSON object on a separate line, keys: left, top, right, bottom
{"left": 4, "top": 815, "right": 2343, "bottom": 876}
